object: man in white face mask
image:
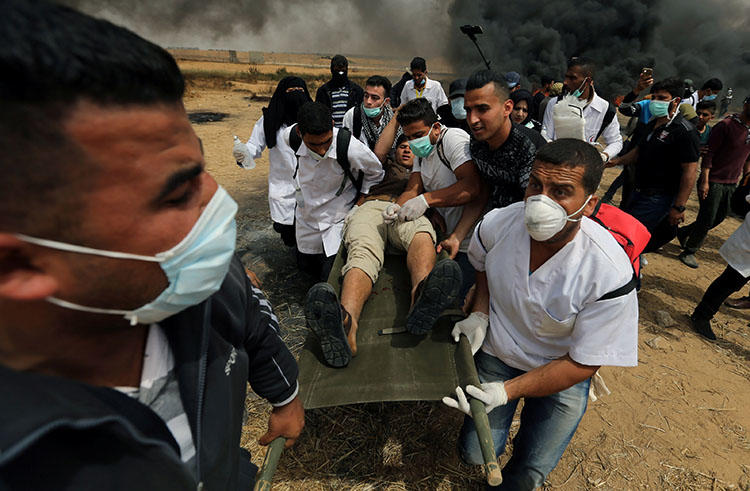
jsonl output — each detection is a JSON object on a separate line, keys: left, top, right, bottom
{"left": 443, "top": 139, "right": 639, "bottom": 489}
{"left": 0, "top": 2, "right": 303, "bottom": 488}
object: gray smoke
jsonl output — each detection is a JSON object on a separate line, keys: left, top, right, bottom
{"left": 448, "top": 0, "right": 750, "bottom": 100}
{"left": 60, "top": 0, "right": 451, "bottom": 59}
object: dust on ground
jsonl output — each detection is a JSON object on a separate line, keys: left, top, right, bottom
{"left": 184, "top": 58, "right": 750, "bottom": 490}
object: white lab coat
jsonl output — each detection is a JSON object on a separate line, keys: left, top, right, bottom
{"left": 243, "top": 116, "right": 296, "bottom": 225}
{"left": 468, "top": 203, "right": 639, "bottom": 371}
{"left": 283, "top": 127, "right": 384, "bottom": 256}
{"left": 542, "top": 91, "right": 623, "bottom": 158}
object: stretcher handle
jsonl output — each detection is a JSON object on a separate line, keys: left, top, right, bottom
{"left": 252, "top": 437, "right": 286, "bottom": 491}
{"left": 457, "top": 334, "right": 503, "bottom": 487}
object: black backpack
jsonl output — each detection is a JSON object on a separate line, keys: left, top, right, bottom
{"left": 289, "top": 125, "right": 363, "bottom": 193}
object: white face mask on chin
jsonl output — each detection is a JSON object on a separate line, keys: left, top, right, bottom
{"left": 524, "top": 193, "right": 592, "bottom": 242}
{"left": 14, "top": 186, "right": 238, "bottom": 325}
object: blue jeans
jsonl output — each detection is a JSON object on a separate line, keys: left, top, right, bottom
{"left": 621, "top": 190, "right": 674, "bottom": 232}
{"left": 459, "top": 351, "right": 590, "bottom": 490}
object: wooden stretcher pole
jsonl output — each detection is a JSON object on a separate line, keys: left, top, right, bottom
{"left": 456, "top": 334, "right": 503, "bottom": 487}
{"left": 252, "top": 437, "right": 286, "bottom": 491}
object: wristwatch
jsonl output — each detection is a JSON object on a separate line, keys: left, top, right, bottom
{"left": 672, "top": 205, "right": 686, "bottom": 212}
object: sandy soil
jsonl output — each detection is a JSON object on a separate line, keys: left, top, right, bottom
{"left": 184, "top": 66, "right": 750, "bottom": 489}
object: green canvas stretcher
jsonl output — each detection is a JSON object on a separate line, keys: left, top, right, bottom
{"left": 295, "top": 247, "right": 503, "bottom": 486}
{"left": 298, "top": 248, "right": 467, "bottom": 409}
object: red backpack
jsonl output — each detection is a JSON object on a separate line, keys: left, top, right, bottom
{"left": 590, "top": 202, "right": 651, "bottom": 276}
{"left": 589, "top": 202, "right": 651, "bottom": 299}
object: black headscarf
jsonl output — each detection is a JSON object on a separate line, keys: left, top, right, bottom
{"left": 509, "top": 89, "right": 536, "bottom": 126}
{"left": 263, "top": 76, "right": 311, "bottom": 148}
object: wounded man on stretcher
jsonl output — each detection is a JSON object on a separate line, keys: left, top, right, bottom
{"left": 304, "top": 132, "right": 463, "bottom": 367}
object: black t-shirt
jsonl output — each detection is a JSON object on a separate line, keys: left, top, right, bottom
{"left": 633, "top": 114, "right": 700, "bottom": 195}
{"left": 470, "top": 122, "right": 539, "bottom": 209}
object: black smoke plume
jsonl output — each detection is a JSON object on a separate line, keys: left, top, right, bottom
{"left": 448, "top": 0, "right": 750, "bottom": 101}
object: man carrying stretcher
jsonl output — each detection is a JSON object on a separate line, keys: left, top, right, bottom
{"left": 305, "top": 98, "right": 485, "bottom": 368}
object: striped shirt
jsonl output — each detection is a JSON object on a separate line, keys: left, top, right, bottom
{"left": 331, "top": 87, "right": 349, "bottom": 128}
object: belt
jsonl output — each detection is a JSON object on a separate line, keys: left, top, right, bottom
{"left": 362, "top": 194, "right": 398, "bottom": 203}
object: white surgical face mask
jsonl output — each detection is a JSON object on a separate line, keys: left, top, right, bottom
{"left": 308, "top": 148, "right": 325, "bottom": 161}
{"left": 15, "top": 186, "right": 238, "bottom": 325}
{"left": 524, "top": 193, "right": 592, "bottom": 242}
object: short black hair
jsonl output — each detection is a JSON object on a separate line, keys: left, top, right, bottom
{"left": 396, "top": 98, "right": 438, "bottom": 128}
{"left": 651, "top": 77, "right": 684, "bottom": 99}
{"left": 365, "top": 75, "right": 392, "bottom": 98}
{"left": 1, "top": 0, "right": 185, "bottom": 237}
{"left": 396, "top": 133, "right": 409, "bottom": 147}
{"left": 410, "top": 57, "right": 427, "bottom": 72}
{"left": 535, "top": 139, "right": 603, "bottom": 195}
{"left": 331, "top": 54, "right": 348, "bottom": 70}
{"left": 701, "top": 78, "right": 723, "bottom": 91}
{"left": 297, "top": 102, "right": 333, "bottom": 135}
{"left": 466, "top": 69, "right": 509, "bottom": 101}
{"left": 541, "top": 75, "right": 554, "bottom": 86}
{"left": 567, "top": 56, "right": 596, "bottom": 78}
{"left": 696, "top": 100, "right": 717, "bottom": 113}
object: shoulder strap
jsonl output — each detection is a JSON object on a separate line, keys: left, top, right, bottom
{"left": 289, "top": 123, "right": 302, "bottom": 152}
{"left": 598, "top": 273, "right": 638, "bottom": 301}
{"left": 336, "top": 127, "right": 362, "bottom": 193}
{"left": 436, "top": 128, "right": 451, "bottom": 170}
{"left": 353, "top": 106, "right": 363, "bottom": 139}
{"left": 595, "top": 102, "right": 616, "bottom": 141}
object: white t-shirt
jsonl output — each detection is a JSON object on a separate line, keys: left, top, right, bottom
{"left": 400, "top": 77, "right": 449, "bottom": 112}
{"left": 468, "top": 203, "right": 639, "bottom": 371}
{"left": 243, "top": 116, "right": 297, "bottom": 225}
{"left": 412, "top": 126, "right": 473, "bottom": 252}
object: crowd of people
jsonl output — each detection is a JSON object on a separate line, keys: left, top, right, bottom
{"left": 2, "top": 1, "right": 749, "bottom": 489}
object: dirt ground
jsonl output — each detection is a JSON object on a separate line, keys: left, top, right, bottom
{"left": 183, "top": 59, "right": 750, "bottom": 490}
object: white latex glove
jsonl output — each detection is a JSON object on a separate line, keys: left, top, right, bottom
{"left": 232, "top": 136, "right": 255, "bottom": 169}
{"left": 382, "top": 203, "right": 400, "bottom": 224}
{"left": 442, "top": 386, "right": 472, "bottom": 416}
{"left": 397, "top": 194, "right": 429, "bottom": 221}
{"left": 466, "top": 382, "right": 508, "bottom": 413}
{"left": 451, "top": 312, "right": 489, "bottom": 355}
{"left": 344, "top": 205, "right": 359, "bottom": 226}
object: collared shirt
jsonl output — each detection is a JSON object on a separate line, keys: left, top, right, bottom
{"left": 412, "top": 125, "right": 473, "bottom": 251}
{"left": 542, "top": 91, "right": 623, "bottom": 158}
{"left": 399, "top": 77, "right": 449, "bottom": 111}
{"left": 468, "top": 203, "right": 639, "bottom": 371}
{"left": 702, "top": 114, "right": 750, "bottom": 184}
{"left": 243, "top": 116, "right": 297, "bottom": 225}
{"left": 283, "top": 127, "right": 384, "bottom": 256}
{"left": 470, "top": 122, "right": 538, "bottom": 210}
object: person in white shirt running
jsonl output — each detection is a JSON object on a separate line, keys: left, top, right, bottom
{"left": 443, "top": 138, "right": 638, "bottom": 490}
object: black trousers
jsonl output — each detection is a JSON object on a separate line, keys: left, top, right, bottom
{"left": 694, "top": 265, "right": 750, "bottom": 320}
{"left": 296, "top": 250, "right": 336, "bottom": 282}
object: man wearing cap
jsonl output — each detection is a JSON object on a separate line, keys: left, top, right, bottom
{"left": 505, "top": 71, "right": 522, "bottom": 93}
{"left": 399, "top": 56, "right": 449, "bottom": 112}
{"left": 437, "top": 78, "right": 470, "bottom": 133}
{"left": 315, "top": 54, "right": 364, "bottom": 128}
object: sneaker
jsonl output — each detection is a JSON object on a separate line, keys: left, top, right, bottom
{"left": 678, "top": 252, "right": 699, "bottom": 269}
{"left": 304, "top": 282, "right": 352, "bottom": 367}
{"left": 690, "top": 313, "right": 716, "bottom": 341}
{"left": 406, "top": 258, "right": 462, "bottom": 335}
{"left": 724, "top": 296, "right": 750, "bottom": 309}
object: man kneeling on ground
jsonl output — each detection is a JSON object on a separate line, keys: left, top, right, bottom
{"left": 305, "top": 132, "right": 461, "bottom": 367}
{"left": 443, "top": 139, "right": 638, "bottom": 490}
